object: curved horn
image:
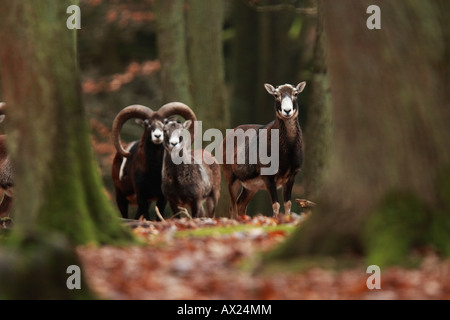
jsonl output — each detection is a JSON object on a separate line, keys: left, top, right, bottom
{"left": 111, "top": 104, "right": 154, "bottom": 157}
{"left": 157, "top": 102, "right": 197, "bottom": 139}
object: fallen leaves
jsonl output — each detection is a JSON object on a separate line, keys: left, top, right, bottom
{"left": 82, "top": 60, "right": 161, "bottom": 94}
{"left": 124, "top": 213, "right": 303, "bottom": 243}
{"left": 77, "top": 213, "right": 303, "bottom": 299}
{"left": 76, "top": 213, "right": 450, "bottom": 300}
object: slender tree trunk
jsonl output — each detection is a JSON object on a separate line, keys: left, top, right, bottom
{"left": 230, "top": 0, "right": 259, "bottom": 127}
{"left": 256, "top": 11, "right": 276, "bottom": 126}
{"left": 0, "top": 0, "right": 134, "bottom": 298}
{"left": 302, "top": 1, "right": 331, "bottom": 199}
{"left": 271, "top": 0, "right": 450, "bottom": 266}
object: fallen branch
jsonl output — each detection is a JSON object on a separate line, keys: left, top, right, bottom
{"left": 155, "top": 206, "right": 166, "bottom": 222}
{"left": 170, "top": 207, "right": 193, "bottom": 220}
{"left": 295, "top": 199, "right": 316, "bottom": 209}
{"left": 0, "top": 217, "right": 13, "bottom": 230}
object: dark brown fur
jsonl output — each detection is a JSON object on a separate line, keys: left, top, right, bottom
{"left": 112, "top": 120, "right": 166, "bottom": 220}
{"left": 111, "top": 103, "right": 197, "bottom": 220}
{"left": 222, "top": 83, "right": 306, "bottom": 217}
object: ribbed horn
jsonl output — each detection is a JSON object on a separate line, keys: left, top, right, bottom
{"left": 157, "top": 102, "right": 197, "bottom": 140}
{"left": 111, "top": 105, "right": 154, "bottom": 157}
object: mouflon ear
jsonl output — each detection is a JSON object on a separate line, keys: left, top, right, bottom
{"left": 296, "top": 82, "right": 306, "bottom": 93}
{"left": 183, "top": 120, "right": 192, "bottom": 130}
{"left": 264, "top": 83, "right": 276, "bottom": 95}
{"left": 135, "top": 119, "right": 149, "bottom": 127}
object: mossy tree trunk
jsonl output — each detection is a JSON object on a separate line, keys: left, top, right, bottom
{"left": 0, "top": 0, "right": 134, "bottom": 299}
{"left": 272, "top": 0, "right": 450, "bottom": 267}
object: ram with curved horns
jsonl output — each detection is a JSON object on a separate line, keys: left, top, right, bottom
{"left": 111, "top": 102, "right": 197, "bottom": 220}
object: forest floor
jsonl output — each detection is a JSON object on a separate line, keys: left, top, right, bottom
{"left": 76, "top": 213, "right": 450, "bottom": 300}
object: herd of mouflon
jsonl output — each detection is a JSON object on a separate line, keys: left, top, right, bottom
{"left": 111, "top": 82, "right": 306, "bottom": 221}
{"left": 0, "top": 82, "right": 307, "bottom": 222}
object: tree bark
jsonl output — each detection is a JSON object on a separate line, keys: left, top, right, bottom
{"left": 302, "top": 0, "right": 331, "bottom": 200}
{"left": 185, "top": 0, "right": 230, "bottom": 217}
{"left": 271, "top": 0, "right": 450, "bottom": 266}
{"left": 154, "top": 0, "right": 193, "bottom": 105}
{"left": 0, "top": 0, "right": 134, "bottom": 298}
{"left": 186, "top": 0, "right": 229, "bottom": 133}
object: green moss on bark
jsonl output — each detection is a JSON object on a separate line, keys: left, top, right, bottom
{"left": 363, "top": 192, "right": 429, "bottom": 267}
{"left": 429, "top": 164, "right": 450, "bottom": 255}
{"left": 0, "top": 0, "right": 136, "bottom": 299}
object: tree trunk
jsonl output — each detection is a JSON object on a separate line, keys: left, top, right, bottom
{"left": 154, "top": 0, "right": 230, "bottom": 216}
{"left": 154, "top": 0, "right": 193, "bottom": 105}
{"left": 271, "top": 0, "right": 450, "bottom": 266}
{"left": 230, "top": 0, "right": 259, "bottom": 127}
{"left": 185, "top": 0, "right": 230, "bottom": 217}
{"left": 302, "top": 0, "right": 331, "bottom": 200}
{"left": 0, "top": 0, "right": 134, "bottom": 299}
{"left": 186, "top": 0, "right": 229, "bottom": 133}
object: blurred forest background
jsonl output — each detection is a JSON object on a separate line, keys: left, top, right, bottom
{"left": 79, "top": 0, "right": 323, "bottom": 217}
{"left": 78, "top": 0, "right": 450, "bottom": 264}
{"left": 0, "top": 0, "right": 448, "bottom": 258}
{"left": 1, "top": 0, "right": 450, "bottom": 299}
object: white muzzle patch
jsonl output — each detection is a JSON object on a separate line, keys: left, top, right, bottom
{"left": 281, "top": 96, "right": 294, "bottom": 118}
{"left": 169, "top": 132, "right": 182, "bottom": 150}
{"left": 152, "top": 128, "right": 163, "bottom": 144}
